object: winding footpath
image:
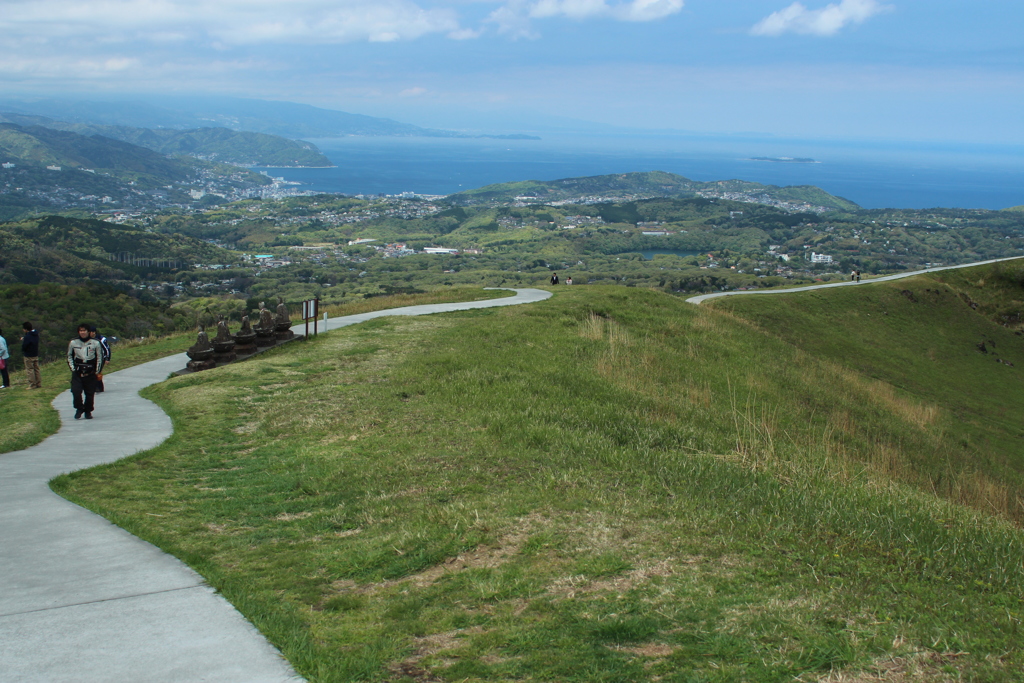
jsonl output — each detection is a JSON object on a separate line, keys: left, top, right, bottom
{"left": 0, "top": 288, "right": 550, "bottom": 683}
{"left": 685, "top": 255, "right": 1024, "bottom": 304}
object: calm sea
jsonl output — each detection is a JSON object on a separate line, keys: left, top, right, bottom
{"left": 263, "top": 134, "right": 1024, "bottom": 211}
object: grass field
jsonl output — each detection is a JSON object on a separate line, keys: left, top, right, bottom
{"left": 0, "top": 288, "right": 510, "bottom": 457}
{"left": 52, "top": 271, "right": 1024, "bottom": 682}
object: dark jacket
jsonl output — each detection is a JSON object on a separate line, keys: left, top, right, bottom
{"left": 22, "top": 329, "right": 40, "bottom": 358}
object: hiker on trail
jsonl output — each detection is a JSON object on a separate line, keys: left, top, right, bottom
{"left": 21, "top": 322, "right": 41, "bottom": 389}
{"left": 851, "top": 270, "right": 857, "bottom": 281}
{"left": 0, "top": 328, "right": 10, "bottom": 389}
{"left": 855, "top": 270, "right": 861, "bottom": 283}
{"left": 67, "top": 323, "right": 105, "bottom": 420}
{"left": 90, "top": 326, "right": 111, "bottom": 393}
{"left": 550, "top": 272, "right": 559, "bottom": 286}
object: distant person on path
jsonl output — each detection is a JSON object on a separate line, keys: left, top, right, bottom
{"left": 851, "top": 270, "right": 857, "bottom": 281}
{"left": 21, "top": 322, "right": 41, "bottom": 389}
{"left": 550, "top": 273, "right": 559, "bottom": 286}
{"left": 0, "top": 328, "right": 10, "bottom": 389}
{"left": 566, "top": 276, "right": 573, "bottom": 285}
{"left": 855, "top": 270, "right": 861, "bottom": 283}
{"left": 90, "top": 326, "right": 111, "bottom": 393}
{"left": 67, "top": 323, "right": 105, "bottom": 420}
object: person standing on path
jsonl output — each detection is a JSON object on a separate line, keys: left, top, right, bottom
{"left": 21, "top": 322, "right": 41, "bottom": 389}
{"left": 90, "top": 326, "right": 111, "bottom": 393}
{"left": 550, "top": 272, "right": 559, "bottom": 286}
{"left": 0, "top": 328, "right": 10, "bottom": 389}
{"left": 67, "top": 323, "right": 104, "bottom": 419}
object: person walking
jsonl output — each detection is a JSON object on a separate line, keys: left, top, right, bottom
{"left": 21, "top": 322, "right": 41, "bottom": 389}
{"left": 0, "top": 328, "right": 10, "bottom": 389}
{"left": 90, "top": 326, "right": 111, "bottom": 393}
{"left": 550, "top": 272, "right": 559, "bottom": 286}
{"left": 67, "top": 323, "right": 104, "bottom": 419}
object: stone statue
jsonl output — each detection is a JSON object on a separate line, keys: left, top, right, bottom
{"left": 186, "top": 324, "right": 216, "bottom": 371}
{"left": 254, "top": 302, "right": 277, "bottom": 346}
{"left": 214, "top": 316, "right": 233, "bottom": 343}
{"left": 276, "top": 297, "right": 290, "bottom": 326}
{"left": 212, "top": 315, "right": 237, "bottom": 360}
{"left": 258, "top": 302, "right": 275, "bottom": 331}
{"left": 274, "top": 296, "right": 295, "bottom": 340}
{"left": 233, "top": 314, "right": 258, "bottom": 355}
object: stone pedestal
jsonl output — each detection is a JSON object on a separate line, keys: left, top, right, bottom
{"left": 186, "top": 358, "right": 217, "bottom": 372}
{"left": 254, "top": 330, "right": 277, "bottom": 347}
{"left": 213, "top": 350, "right": 237, "bottom": 364}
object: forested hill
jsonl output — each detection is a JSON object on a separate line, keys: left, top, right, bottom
{"left": 0, "top": 114, "right": 331, "bottom": 167}
{"left": 0, "top": 281, "right": 183, "bottom": 362}
{"left": 0, "top": 122, "right": 192, "bottom": 181}
{"left": 448, "top": 170, "right": 860, "bottom": 213}
{"left": 0, "top": 215, "right": 236, "bottom": 286}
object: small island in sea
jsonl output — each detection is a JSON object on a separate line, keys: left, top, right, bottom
{"left": 749, "top": 156, "right": 819, "bottom": 163}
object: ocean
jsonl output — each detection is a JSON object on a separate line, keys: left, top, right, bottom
{"left": 263, "top": 134, "right": 1024, "bottom": 211}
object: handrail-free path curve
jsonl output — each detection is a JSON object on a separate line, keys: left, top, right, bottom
{"left": 0, "top": 288, "right": 551, "bottom": 683}
{"left": 685, "top": 255, "right": 1024, "bottom": 304}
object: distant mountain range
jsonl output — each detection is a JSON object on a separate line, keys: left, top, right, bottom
{"left": 0, "top": 122, "right": 194, "bottom": 181}
{"left": 0, "top": 96, "right": 541, "bottom": 141}
{"left": 449, "top": 171, "right": 860, "bottom": 212}
{"left": 0, "top": 113, "right": 332, "bottom": 167}
{"left": 0, "top": 122, "right": 278, "bottom": 219}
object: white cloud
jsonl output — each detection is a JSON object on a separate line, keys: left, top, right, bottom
{"left": 0, "top": 0, "right": 464, "bottom": 47}
{"left": 751, "top": 0, "right": 891, "bottom": 37}
{"left": 489, "top": 0, "right": 682, "bottom": 36}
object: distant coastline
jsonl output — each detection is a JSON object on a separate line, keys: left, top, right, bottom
{"left": 748, "top": 156, "right": 819, "bottom": 164}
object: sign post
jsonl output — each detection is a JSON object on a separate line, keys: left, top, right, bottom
{"left": 302, "top": 297, "right": 320, "bottom": 338}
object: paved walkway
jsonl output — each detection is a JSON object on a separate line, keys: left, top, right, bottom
{"left": 0, "top": 288, "right": 551, "bottom": 683}
{"left": 685, "top": 255, "right": 1024, "bottom": 304}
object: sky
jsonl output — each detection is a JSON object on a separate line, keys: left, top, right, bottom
{"left": 1, "top": 0, "right": 1023, "bottom": 145}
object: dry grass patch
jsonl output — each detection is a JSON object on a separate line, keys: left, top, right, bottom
{"left": 819, "top": 650, "right": 969, "bottom": 682}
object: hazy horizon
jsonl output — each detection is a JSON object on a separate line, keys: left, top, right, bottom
{"left": 2, "top": 1, "right": 1022, "bottom": 147}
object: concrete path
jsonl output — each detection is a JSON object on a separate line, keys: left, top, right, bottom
{"left": 0, "top": 288, "right": 551, "bottom": 683}
{"left": 685, "top": 255, "right": 1024, "bottom": 304}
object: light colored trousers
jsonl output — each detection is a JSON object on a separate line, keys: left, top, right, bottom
{"left": 24, "top": 357, "right": 41, "bottom": 389}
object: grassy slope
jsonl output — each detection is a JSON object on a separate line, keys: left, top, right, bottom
{"left": 52, "top": 278, "right": 1024, "bottom": 682}
{"left": 0, "top": 289, "right": 511, "bottom": 457}
{"left": 714, "top": 261, "right": 1024, "bottom": 522}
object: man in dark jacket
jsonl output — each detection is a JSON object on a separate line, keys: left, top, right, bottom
{"left": 21, "top": 322, "right": 41, "bottom": 389}
{"left": 67, "top": 323, "right": 104, "bottom": 419}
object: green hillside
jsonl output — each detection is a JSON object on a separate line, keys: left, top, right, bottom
{"left": 0, "top": 122, "right": 190, "bottom": 180}
{"left": 0, "top": 114, "right": 332, "bottom": 167}
{"left": 0, "top": 281, "right": 183, "bottom": 362}
{"left": 449, "top": 171, "right": 860, "bottom": 212}
{"left": 53, "top": 263, "right": 1024, "bottom": 682}
{"left": 0, "top": 215, "right": 238, "bottom": 285}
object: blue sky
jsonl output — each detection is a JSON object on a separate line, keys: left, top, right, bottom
{"left": 2, "top": 0, "right": 1022, "bottom": 144}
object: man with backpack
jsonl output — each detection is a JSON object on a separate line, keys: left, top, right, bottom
{"left": 90, "top": 326, "right": 111, "bottom": 393}
{"left": 67, "top": 323, "right": 105, "bottom": 419}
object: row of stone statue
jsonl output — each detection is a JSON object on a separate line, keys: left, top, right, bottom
{"left": 186, "top": 299, "right": 296, "bottom": 372}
